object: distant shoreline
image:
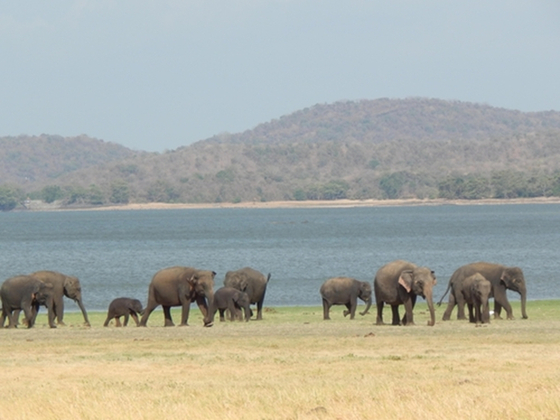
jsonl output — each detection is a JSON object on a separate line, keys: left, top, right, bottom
{"left": 28, "top": 196, "right": 560, "bottom": 212}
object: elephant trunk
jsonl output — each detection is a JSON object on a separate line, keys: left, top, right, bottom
{"left": 519, "top": 287, "right": 528, "bottom": 319}
{"left": 481, "top": 299, "right": 490, "bottom": 323}
{"left": 359, "top": 297, "right": 372, "bottom": 316}
{"left": 203, "top": 291, "right": 215, "bottom": 327}
{"left": 75, "top": 297, "right": 90, "bottom": 327}
{"left": 425, "top": 289, "right": 436, "bottom": 327}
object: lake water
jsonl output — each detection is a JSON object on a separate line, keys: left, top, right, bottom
{"left": 0, "top": 203, "right": 558, "bottom": 312}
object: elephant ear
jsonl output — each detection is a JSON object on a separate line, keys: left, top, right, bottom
{"left": 239, "top": 278, "right": 249, "bottom": 292}
{"left": 398, "top": 271, "right": 414, "bottom": 293}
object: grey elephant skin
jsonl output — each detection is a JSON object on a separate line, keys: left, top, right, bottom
{"left": 439, "top": 262, "right": 528, "bottom": 321}
{"left": 224, "top": 267, "right": 271, "bottom": 320}
{"left": 103, "top": 297, "right": 144, "bottom": 327}
{"left": 374, "top": 260, "right": 437, "bottom": 326}
{"left": 461, "top": 273, "right": 492, "bottom": 324}
{"left": 209, "top": 287, "right": 252, "bottom": 323}
{"left": 139, "top": 266, "right": 216, "bottom": 327}
{"left": 319, "top": 277, "right": 372, "bottom": 320}
{"left": 28, "top": 270, "right": 90, "bottom": 326}
{"left": 0, "top": 275, "right": 56, "bottom": 328}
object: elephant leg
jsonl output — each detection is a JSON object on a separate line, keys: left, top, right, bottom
{"left": 322, "top": 298, "right": 331, "bottom": 320}
{"left": 256, "top": 297, "right": 264, "bottom": 321}
{"left": 402, "top": 300, "right": 415, "bottom": 326}
{"left": 163, "top": 306, "right": 175, "bottom": 327}
{"left": 494, "top": 301, "right": 503, "bottom": 319}
{"left": 13, "top": 309, "right": 22, "bottom": 326}
{"left": 103, "top": 316, "right": 111, "bottom": 327}
{"left": 467, "top": 304, "right": 475, "bottom": 323}
{"left": 130, "top": 312, "right": 140, "bottom": 326}
{"left": 54, "top": 296, "right": 66, "bottom": 325}
{"left": 115, "top": 316, "right": 122, "bottom": 327}
{"left": 493, "top": 285, "right": 513, "bottom": 319}
{"left": 219, "top": 309, "right": 226, "bottom": 322}
{"left": 22, "top": 306, "right": 35, "bottom": 328}
{"left": 474, "top": 303, "right": 481, "bottom": 324}
{"left": 139, "top": 300, "right": 159, "bottom": 327}
{"left": 442, "top": 292, "right": 456, "bottom": 321}
{"left": 347, "top": 298, "right": 358, "bottom": 319}
{"left": 454, "top": 292, "right": 467, "bottom": 320}
{"left": 227, "top": 302, "right": 237, "bottom": 321}
{"left": 343, "top": 302, "right": 356, "bottom": 319}
{"left": 123, "top": 314, "right": 129, "bottom": 326}
{"left": 391, "top": 305, "right": 401, "bottom": 326}
{"left": 375, "top": 301, "right": 385, "bottom": 325}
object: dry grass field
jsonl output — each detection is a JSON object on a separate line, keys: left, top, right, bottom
{"left": 0, "top": 301, "right": 559, "bottom": 420}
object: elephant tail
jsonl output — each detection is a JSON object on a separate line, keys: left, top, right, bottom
{"left": 266, "top": 273, "right": 271, "bottom": 283}
{"left": 436, "top": 282, "right": 452, "bottom": 307}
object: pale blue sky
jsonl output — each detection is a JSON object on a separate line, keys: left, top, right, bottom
{"left": 1, "top": 1, "right": 559, "bottom": 152}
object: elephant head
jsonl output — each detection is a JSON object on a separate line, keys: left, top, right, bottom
{"left": 233, "top": 291, "right": 252, "bottom": 321}
{"left": 188, "top": 270, "right": 216, "bottom": 326}
{"left": 130, "top": 299, "right": 145, "bottom": 316}
{"left": 398, "top": 267, "right": 437, "bottom": 326}
{"left": 500, "top": 267, "right": 528, "bottom": 319}
{"left": 63, "top": 275, "right": 90, "bottom": 326}
{"left": 358, "top": 281, "right": 373, "bottom": 316}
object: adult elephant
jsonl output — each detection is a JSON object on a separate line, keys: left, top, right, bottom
{"left": 438, "top": 262, "right": 528, "bottom": 321}
{"left": 139, "top": 266, "right": 216, "bottom": 327}
{"left": 320, "top": 277, "right": 372, "bottom": 320}
{"left": 224, "top": 267, "right": 271, "bottom": 320}
{"left": 0, "top": 275, "right": 56, "bottom": 328}
{"left": 374, "top": 260, "right": 437, "bottom": 326}
{"left": 29, "top": 270, "right": 90, "bottom": 326}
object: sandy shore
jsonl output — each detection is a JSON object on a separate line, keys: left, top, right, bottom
{"left": 73, "top": 196, "right": 560, "bottom": 211}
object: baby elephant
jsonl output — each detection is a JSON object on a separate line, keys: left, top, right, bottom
{"left": 103, "top": 297, "right": 144, "bottom": 327}
{"left": 461, "top": 273, "right": 492, "bottom": 324}
{"left": 320, "top": 277, "right": 372, "bottom": 320}
{"left": 210, "top": 287, "right": 252, "bottom": 323}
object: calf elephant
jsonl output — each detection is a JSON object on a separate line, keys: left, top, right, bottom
{"left": 208, "top": 287, "right": 252, "bottom": 323}
{"left": 104, "top": 297, "right": 144, "bottom": 327}
{"left": 139, "top": 266, "right": 216, "bottom": 327}
{"left": 224, "top": 267, "right": 271, "bottom": 320}
{"left": 28, "top": 270, "right": 90, "bottom": 326}
{"left": 320, "top": 277, "right": 372, "bottom": 320}
{"left": 461, "top": 273, "right": 492, "bottom": 324}
{"left": 0, "top": 275, "right": 56, "bottom": 328}
{"left": 374, "top": 260, "right": 437, "bottom": 326}
{"left": 439, "top": 262, "right": 528, "bottom": 321}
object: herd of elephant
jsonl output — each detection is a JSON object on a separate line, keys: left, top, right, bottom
{"left": 0, "top": 260, "right": 528, "bottom": 329}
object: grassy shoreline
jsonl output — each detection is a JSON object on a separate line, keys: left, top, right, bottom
{"left": 1, "top": 301, "right": 559, "bottom": 419}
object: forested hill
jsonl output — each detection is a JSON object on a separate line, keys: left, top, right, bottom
{"left": 2, "top": 98, "right": 560, "bottom": 210}
{"left": 0, "top": 134, "right": 144, "bottom": 185}
{"left": 201, "top": 98, "right": 560, "bottom": 146}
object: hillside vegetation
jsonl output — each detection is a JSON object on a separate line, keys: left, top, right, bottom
{"left": 2, "top": 98, "right": 560, "bottom": 210}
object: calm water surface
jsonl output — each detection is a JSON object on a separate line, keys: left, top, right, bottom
{"left": 1, "top": 204, "right": 559, "bottom": 311}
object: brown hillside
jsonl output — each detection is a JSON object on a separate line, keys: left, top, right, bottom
{"left": 3, "top": 98, "right": 560, "bottom": 207}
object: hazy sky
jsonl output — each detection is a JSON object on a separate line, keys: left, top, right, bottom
{"left": 1, "top": 1, "right": 559, "bottom": 152}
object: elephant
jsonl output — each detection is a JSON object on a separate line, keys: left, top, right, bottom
{"left": 208, "top": 287, "right": 252, "bottom": 322}
{"left": 319, "top": 277, "right": 372, "bottom": 320}
{"left": 374, "top": 260, "right": 437, "bottom": 326}
{"left": 438, "top": 262, "right": 528, "bottom": 321}
{"left": 15, "top": 270, "right": 90, "bottom": 327}
{"left": 460, "top": 273, "right": 492, "bottom": 324}
{"left": 0, "top": 275, "right": 56, "bottom": 328}
{"left": 223, "top": 267, "right": 271, "bottom": 320}
{"left": 103, "top": 297, "right": 144, "bottom": 327}
{"left": 139, "top": 266, "right": 216, "bottom": 327}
